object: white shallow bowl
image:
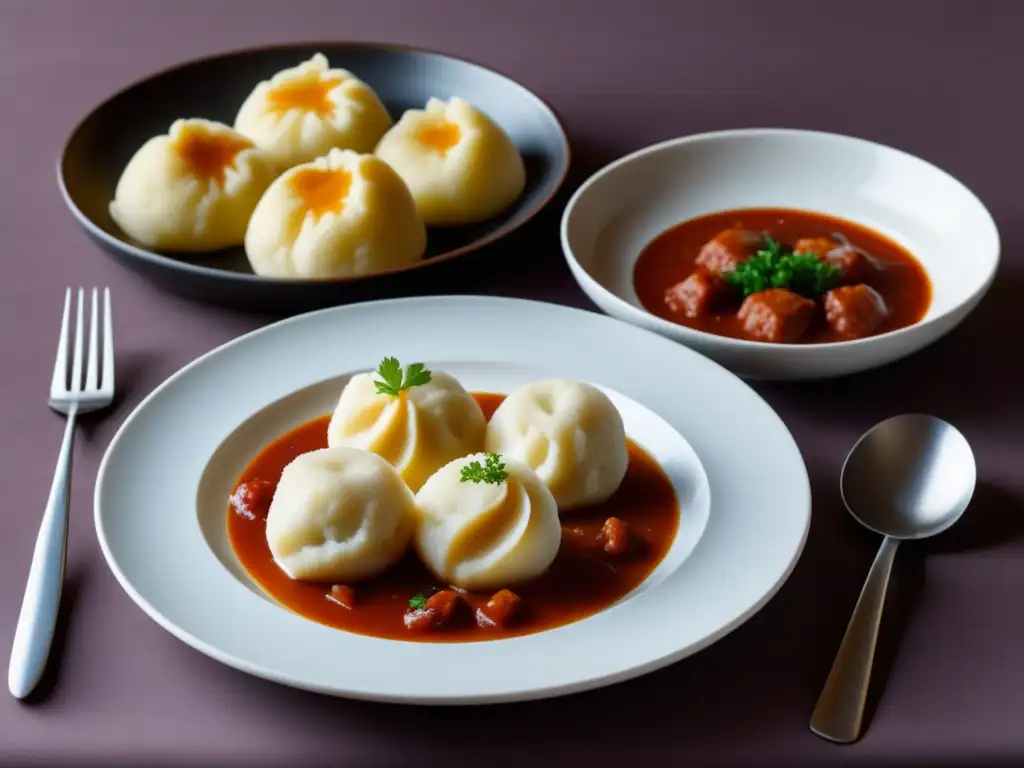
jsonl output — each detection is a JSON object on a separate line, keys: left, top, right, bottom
{"left": 95, "top": 296, "right": 810, "bottom": 704}
{"left": 561, "top": 128, "right": 1000, "bottom": 380}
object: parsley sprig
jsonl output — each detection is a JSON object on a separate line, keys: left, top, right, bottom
{"left": 373, "top": 357, "right": 432, "bottom": 397}
{"left": 724, "top": 235, "right": 842, "bottom": 299}
{"left": 460, "top": 453, "right": 508, "bottom": 485}
{"left": 408, "top": 593, "right": 428, "bottom": 610}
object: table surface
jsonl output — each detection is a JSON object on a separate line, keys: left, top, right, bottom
{"left": 2, "top": 0, "right": 1022, "bottom": 765}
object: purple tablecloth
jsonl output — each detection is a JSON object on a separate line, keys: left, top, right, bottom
{"left": 2, "top": 0, "right": 1022, "bottom": 764}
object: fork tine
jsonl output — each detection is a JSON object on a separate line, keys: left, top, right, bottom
{"left": 69, "top": 288, "right": 85, "bottom": 393}
{"left": 49, "top": 288, "right": 71, "bottom": 395}
{"left": 85, "top": 288, "right": 99, "bottom": 391}
{"left": 101, "top": 288, "right": 114, "bottom": 395}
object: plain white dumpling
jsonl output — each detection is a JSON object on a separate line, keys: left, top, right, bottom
{"left": 485, "top": 379, "right": 629, "bottom": 510}
{"left": 109, "top": 118, "right": 276, "bottom": 251}
{"left": 374, "top": 96, "right": 526, "bottom": 225}
{"left": 234, "top": 53, "right": 392, "bottom": 171}
{"left": 414, "top": 453, "right": 561, "bottom": 590}
{"left": 326, "top": 369, "right": 486, "bottom": 492}
{"left": 264, "top": 446, "right": 416, "bottom": 582}
{"left": 243, "top": 148, "right": 426, "bottom": 278}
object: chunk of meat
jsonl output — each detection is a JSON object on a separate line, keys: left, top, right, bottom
{"left": 600, "top": 517, "right": 632, "bottom": 555}
{"left": 403, "top": 590, "right": 462, "bottom": 632}
{"left": 793, "top": 236, "right": 840, "bottom": 257}
{"left": 695, "top": 229, "right": 762, "bottom": 276}
{"left": 476, "top": 589, "right": 522, "bottom": 628}
{"left": 426, "top": 590, "right": 460, "bottom": 623}
{"left": 229, "top": 479, "right": 275, "bottom": 520}
{"left": 825, "top": 247, "right": 869, "bottom": 284}
{"left": 823, "top": 284, "right": 889, "bottom": 339}
{"left": 326, "top": 584, "right": 355, "bottom": 610}
{"left": 794, "top": 236, "right": 867, "bottom": 283}
{"left": 664, "top": 269, "right": 730, "bottom": 317}
{"left": 402, "top": 608, "right": 436, "bottom": 632}
{"left": 737, "top": 289, "right": 816, "bottom": 343}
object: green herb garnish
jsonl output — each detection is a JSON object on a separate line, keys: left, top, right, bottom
{"left": 724, "top": 235, "right": 842, "bottom": 299}
{"left": 408, "top": 593, "right": 428, "bottom": 610}
{"left": 373, "top": 357, "right": 432, "bottom": 397}
{"left": 459, "top": 453, "right": 508, "bottom": 485}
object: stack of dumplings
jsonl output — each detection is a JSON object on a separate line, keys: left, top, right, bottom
{"left": 262, "top": 360, "right": 630, "bottom": 591}
{"left": 109, "top": 53, "right": 527, "bottom": 279}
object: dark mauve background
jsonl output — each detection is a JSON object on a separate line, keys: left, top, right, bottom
{"left": 1, "top": 1, "right": 1022, "bottom": 765}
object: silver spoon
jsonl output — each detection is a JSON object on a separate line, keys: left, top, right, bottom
{"left": 810, "top": 414, "right": 976, "bottom": 744}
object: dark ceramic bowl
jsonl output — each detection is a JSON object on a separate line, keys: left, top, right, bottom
{"left": 59, "top": 42, "right": 570, "bottom": 311}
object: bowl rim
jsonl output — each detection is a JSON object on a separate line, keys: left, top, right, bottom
{"left": 57, "top": 39, "right": 572, "bottom": 286}
{"left": 560, "top": 126, "right": 1001, "bottom": 351}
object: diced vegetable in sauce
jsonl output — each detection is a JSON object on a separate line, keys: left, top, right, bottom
{"left": 327, "top": 584, "right": 356, "bottom": 610}
{"left": 476, "top": 589, "right": 522, "bottom": 628}
{"left": 600, "top": 517, "right": 632, "bottom": 555}
{"left": 229, "top": 479, "right": 275, "bottom": 520}
{"left": 404, "top": 590, "right": 462, "bottom": 631}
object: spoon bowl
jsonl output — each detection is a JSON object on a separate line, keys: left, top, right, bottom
{"left": 811, "top": 414, "right": 976, "bottom": 743}
{"left": 841, "top": 414, "right": 976, "bottom": 540}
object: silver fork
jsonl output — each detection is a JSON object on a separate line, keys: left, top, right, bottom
{"left": 8, "top": 288, "right": 114, "bottom": 699}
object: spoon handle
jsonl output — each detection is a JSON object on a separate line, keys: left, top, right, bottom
{"left": 810, "top": 535, "right": 899, "bottom": 743}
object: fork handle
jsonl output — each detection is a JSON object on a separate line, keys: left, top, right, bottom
{"left": 8, "top": 405, "right": 77, "bottom": 699}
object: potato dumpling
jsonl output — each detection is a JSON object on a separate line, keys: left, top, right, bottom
{"left": 485, "top": 379, "right": 629, "bottom": 510}
{"left": 374, "top": 97, "right": 526, "bottom": 225}
{"left": 327, "top": 368, "right": 487, "bottom": 492}
{"left": 234, "top": 53, "right": 392, "bottom": 171}
{"left": 243, "top": 148, "right": 427, "bottom": 278}
{"left": 264, "top": 447, "right": 416, "bottom": 582}
{"left": 109, "top": 118, "right": 276, "bottom": 251}
{"left": 414, "top": 453, "right": 561, "bottom": 591}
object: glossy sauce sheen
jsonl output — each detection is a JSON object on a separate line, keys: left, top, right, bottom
{"left": 227, "top": 393, "right": 680, "bottom": 642}
{"left": 633, "top": 208, "right": 932, "bottom": 343}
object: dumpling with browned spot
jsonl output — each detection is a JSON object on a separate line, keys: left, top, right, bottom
{"left": 234, "top": 53, "right": 392, "bottom": 171}
{"left": 243, "top": 148, "right": 426, "bottom": 278}
{"left": 374, "top": 97, "right": 526, "bottom": 225}
{"left": 109, "top": 118, "right": 276, "bottom": 251}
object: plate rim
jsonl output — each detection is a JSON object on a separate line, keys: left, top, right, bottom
{"left": 93, "top": 295, "right": 812, "bottom": 704}
{"left": 57, "top": 39, "right": 572, "bottom": 286}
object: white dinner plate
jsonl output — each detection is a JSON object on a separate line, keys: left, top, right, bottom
{"left": 95, "top": 296, "right": 810, "bottom": 704}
